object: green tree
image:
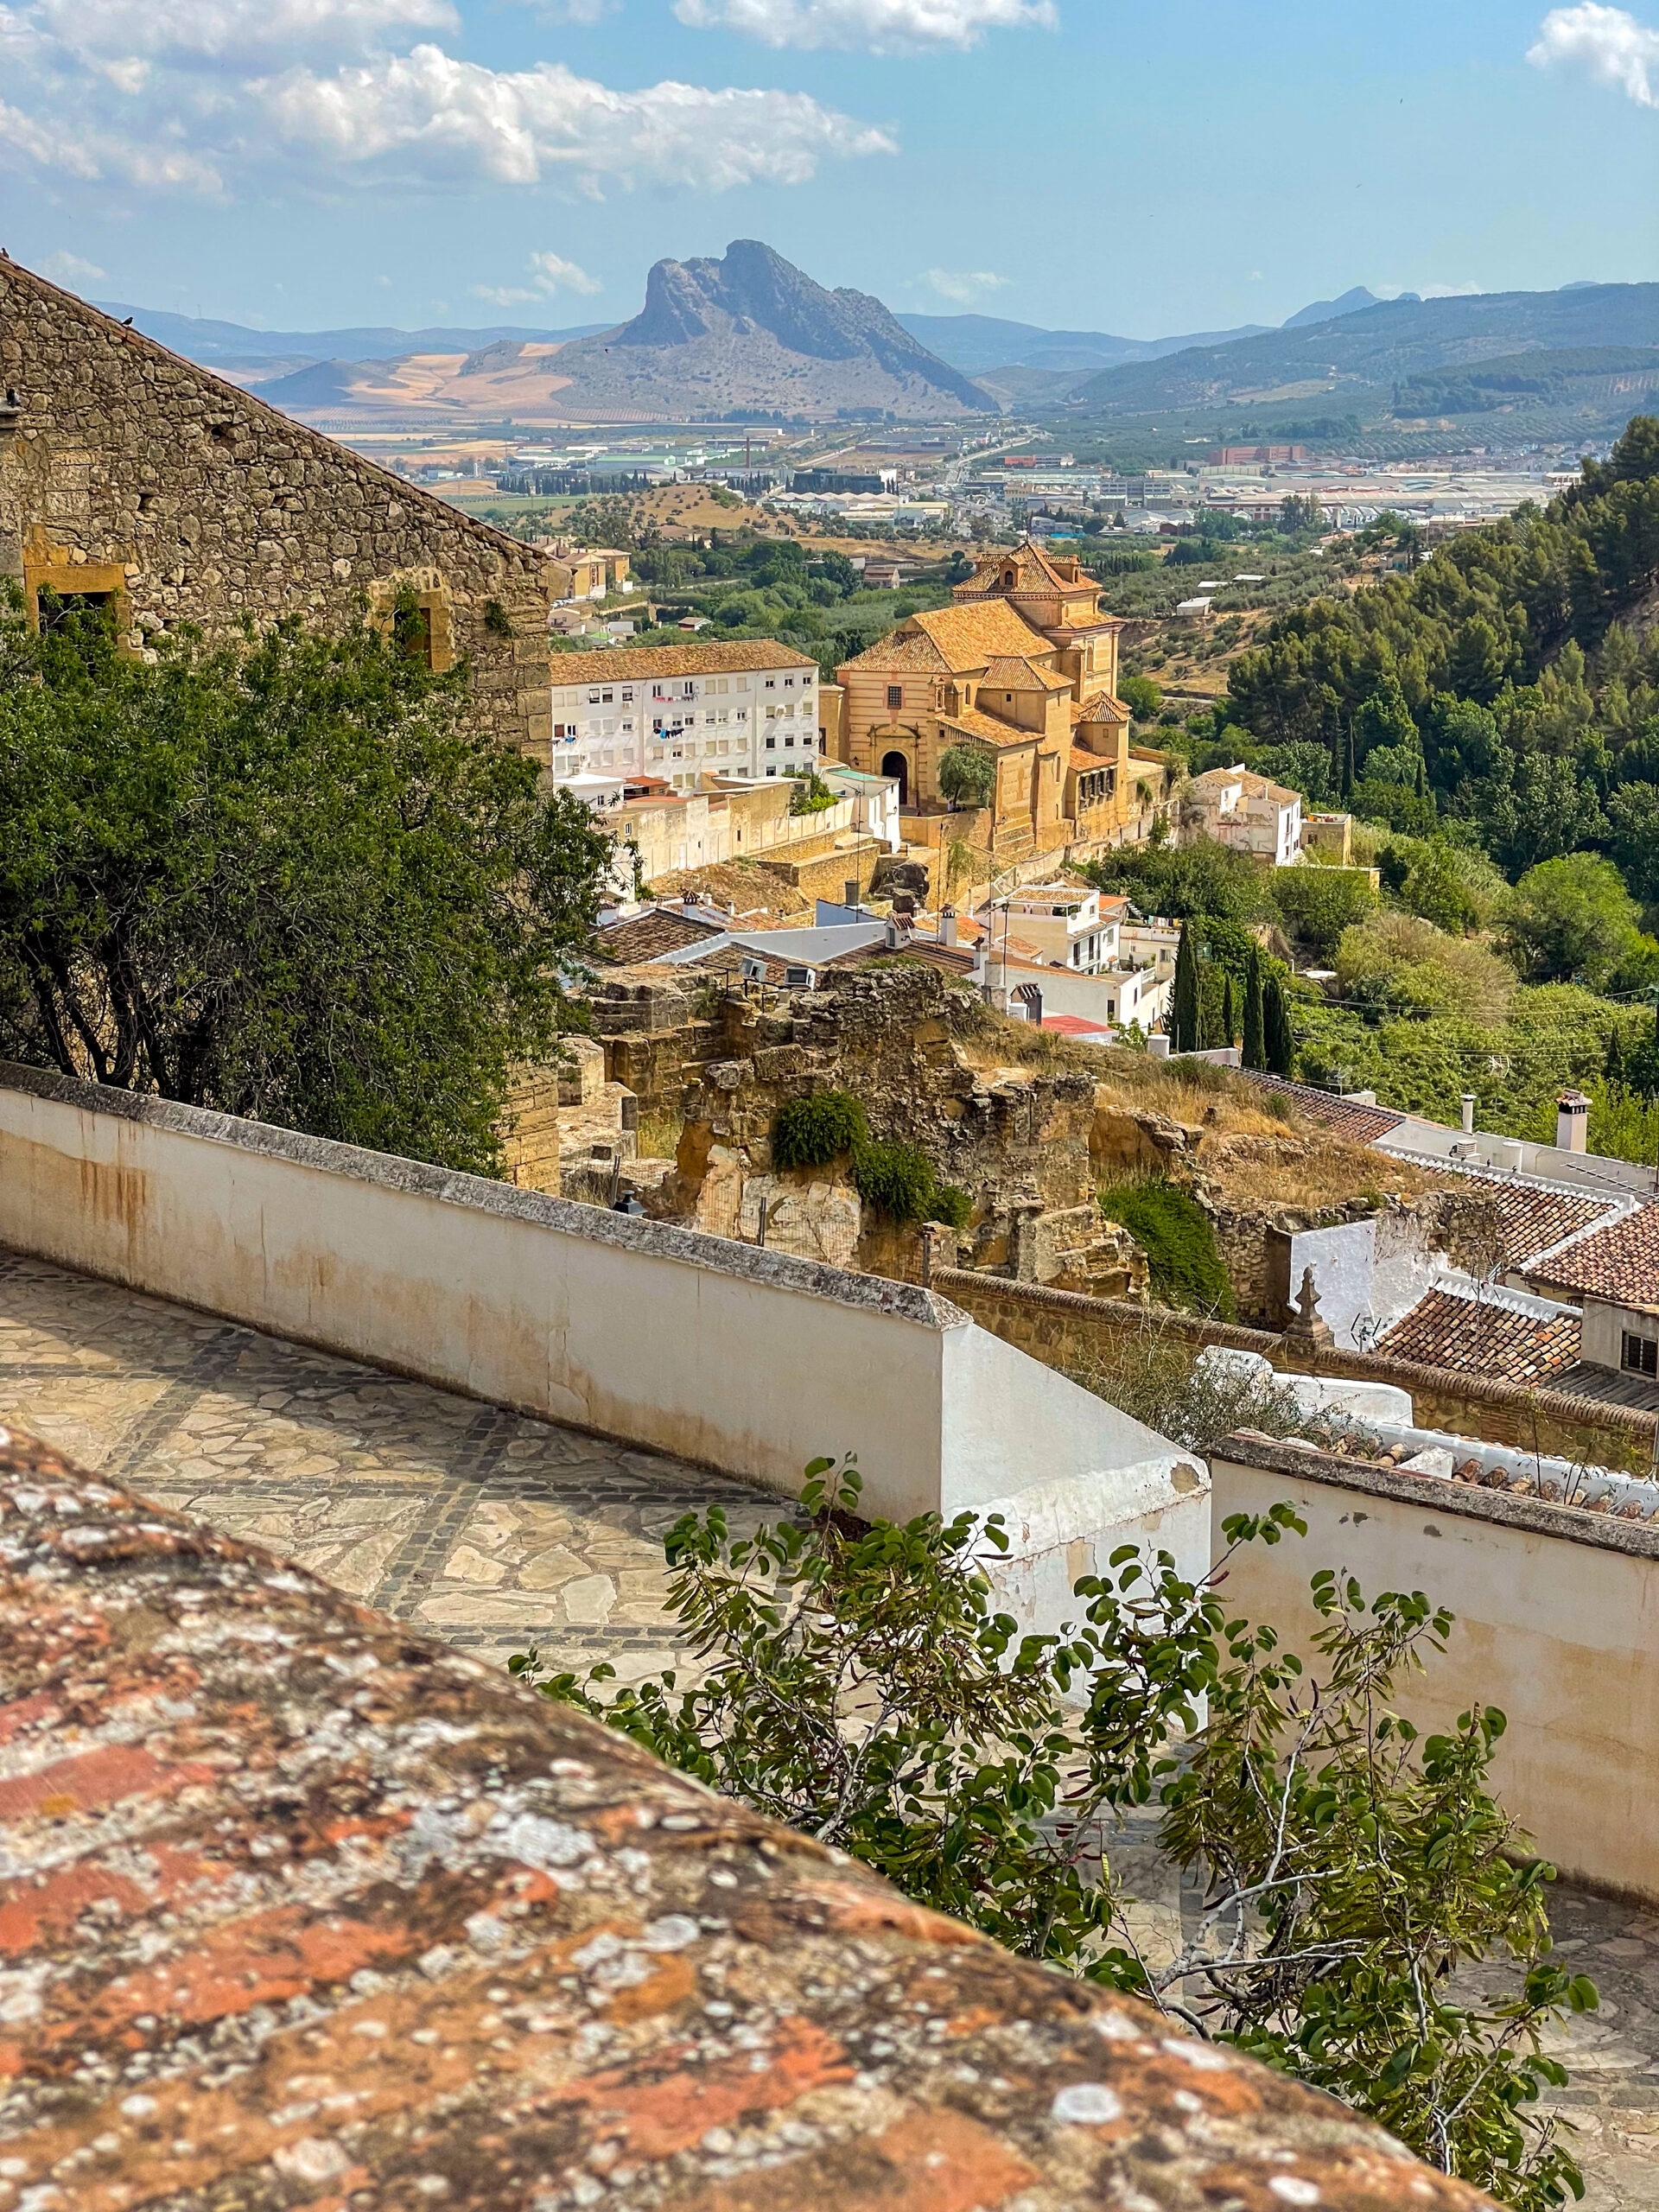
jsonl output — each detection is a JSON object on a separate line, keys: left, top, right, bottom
{"left": 937, "top": 741, "right": 995, "bottom": 810}
{"left": 1221, "top": 969, "right": 1238, "bottom": 1047}
{"left": 1605, "top": 782, "right": 1659, "bottom": 909}
{"left": 1243, "top": 945, "right": 1266, "bottom": 1069}
{"left": 1502, "top": 853, "right": 1646, "bottom": 988}
{"left": 516, "top": 1463, "right": 1594, "bottom": 2210}
{"left": 1264, "top": 969, "right": 1296, "bottom": 1073}
{"left": 0, "top": 597, "right": 614, "bottom": 1173}
{"left": 1120, "top": 674, "right": 1161, "bottom": 720}
{"left": 1271, "top": 864, "right": 1377, "bottom": 960}
{"left": 1171, "top": 918, "right": 1201, "bottom": 1052}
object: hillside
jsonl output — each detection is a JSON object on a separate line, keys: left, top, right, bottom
{"left": 896, "top": 311, "right": 1271, "bottom": 376}
{"left": 1071, "top": 283, "right": 1659, "bottom": 415}
{"left": 543, "top": 240, "right": 995, "bottom": 421}
{"left": 94, "top": 305, "right": 608, "bottom": 369}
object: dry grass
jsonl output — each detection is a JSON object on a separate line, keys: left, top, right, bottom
{"left": 953, "top": 1003, "right": 1303, "bottom": 1139}
{"left": 1197, "top": 1134, "right": 1452, "bottom": 1214}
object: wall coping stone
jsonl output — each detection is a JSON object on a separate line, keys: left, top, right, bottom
{"left": 0, "top": 1426, "right": 1495, "bottom": 2212}
{"left": 932, "top": 1264, "right": 1659, "bottom": 1441}
{"left": 0, "top": 1061, "right": 964, "bottom": 1333}
{"left": 1214, "top": 1432, "right": 1659, "bottom": 1562}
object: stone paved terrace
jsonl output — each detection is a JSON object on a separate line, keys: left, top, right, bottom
{"left": 0, "top": 1248, "right": 776, "bottom": 1681}
{"left": 3, "top": 1247, "right": 1657, "bottom": 2209}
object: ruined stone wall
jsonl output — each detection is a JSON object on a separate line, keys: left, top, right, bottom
{"left": 0, "top": 260, "right": 556, "bottom": 760}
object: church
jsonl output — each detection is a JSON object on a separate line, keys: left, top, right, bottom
{"left": 830, "top": 542, "right": 1167, "bottom": 863}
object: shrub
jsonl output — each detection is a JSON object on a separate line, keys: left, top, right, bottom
{"left": 1100, "top": 1179, "right": 1234, "bottom": 1318}
{"left": 1335, "top": 910, "right": 1516, "bottom": 1025}
{"left": 514, "top": 1459, "right": 1594, "bottom": 2210}
{"left": 772, "top": 1089, "right": 868, "bottom": 1169}
{"left": 925, "top": 1181, "right": 972, "bottom": 1230}
{"left": 851, "top": 1136, "right": 936, "bottom": 1223}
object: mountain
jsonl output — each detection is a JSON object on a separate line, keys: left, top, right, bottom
{"left": 1281, "top": 285, "right": 1417, "bottom": 328}
{"left": 93, "top": 305, "right": 609, "bottom": 369}
{"left": 897, "top": 312, "right": 1272, "bottom": 376}
{"left": 1068, "top": 283, "right": 1659, "bottom": 415}
{"left": 542, "top": 240, "right": 995, "bottom": 419}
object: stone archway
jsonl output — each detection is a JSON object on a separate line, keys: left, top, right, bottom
{"left": 880, "top": 749, "right": 910, "bottom": 805}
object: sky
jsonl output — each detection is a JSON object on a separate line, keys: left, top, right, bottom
{"left": 2, "top": 0, "right": 1655, "bottom": 338}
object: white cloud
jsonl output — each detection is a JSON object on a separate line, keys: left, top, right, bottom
{"left": 261, "top": 50, "right": 895, "bottom": 189}
{"left": 1421, "top": 280, "right": 1484, "bottom": 298}
{"left": 41, "top": 247, "right": 106, "bottom": 281}
{"left": 37, "top": 0, "right": 456, "bottom": 64}
{"left": 1529, "top": 3, "right": 1659, "bottom": 105}
{"left": 0, "top": 0, "right": 896, "bottom": 200}
{"left": 918, "top": 266, "right": 1008, "bottom": 304}
{"left": 674, "top": 0, "right": 1054, "bottom": 52}
{"left": 474, "top": 248, "right": 601, "bottom": 306}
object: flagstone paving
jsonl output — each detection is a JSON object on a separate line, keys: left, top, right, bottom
{"left": 0, "top": 1246, "right": 776, "bottom": 1681}
{"left": 2, "top": 1243, "right": 1656, "bottom": 2209}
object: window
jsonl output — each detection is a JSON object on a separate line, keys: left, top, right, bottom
{"left": 1623, "top": 1332, "right": 1658, "bottom": 1377}
{"left": 785, "top": 734, "right": 795, "bottom": 749}
{"left": 588, "top": 690, "right": 601, "bottom": 705}
{"left": 766, "top": 735, "right": 776, "bottom": 750}
{"left": 601, "top": 689, "right": 613, "bottom": 704}
{"left": 683, "top": 681, "right": 696, "bottom": 698}
{"left": 765, "top": 678, "right": 776, "bottom": 690}
{"left": 621, "top": 688, "right": 633, "bottom": 702}
{"left": 785, "top": 676, "right": 794, "bottom": 688}
{"left": 887, "top": 685, "right": 903, "bottom": 709}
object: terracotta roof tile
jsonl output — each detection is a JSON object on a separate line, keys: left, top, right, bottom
{"left": 553, "top": 639, "right": 817, "bottom": 681}
{"left": 1376, "top": 1286, "right": 1582, "bottom": 1383}
{"left": 1446, "top": 1171, "right": 1621, "bottom": 1268}
{"left": 981, "top": 655, "right": 1071, "bottom": 691}
{"left": 1071, "top": 745, "right": 1116, "bottom": 774}
{"left": 1238, "top": 1071, "right": 1406, "bottom": 1141}
{"left": 908, "top": 599, "right": 1052, "bottom": 666}
{"left": 938, "top": 705, "right": 1043, "bottom": 749}
{"left": 836, "top": 629, "right": 949, "bottom": 675}
{"left": 1527, "top": 1203, "right": 1659, "bottom": 1311}
{"left": 596, "top": 906, "right": 727, "bottom": 963}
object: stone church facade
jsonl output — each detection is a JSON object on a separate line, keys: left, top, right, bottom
{"left": 0, "top": 258, "right": 556, "bottom": 760}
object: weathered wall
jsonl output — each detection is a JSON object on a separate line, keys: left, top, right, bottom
{"left": 0, "top": 1430, "right": 1492, "bottom": 2212}
{"left": 1213, "top": 1437, "right": 1659, "bottom": 1906}
{"left": 0, "top": 260, "right": 556, "bottom": 760}
{"left": 0, "top": 1063, "right": 1208, "bottom": 1631}
{"left": 933, "top": 1268, "right": 1658, "bottom": 1471}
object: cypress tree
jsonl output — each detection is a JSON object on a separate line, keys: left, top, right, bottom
{"left": 1222, "top": 971, "right": 1238, "bottom": 1047}
{"left": 1341, "top": 722, "right": 1356, "bottom": 798}
{"left": 1265, "top": 973, "right": 1295, "bottom": 1075}
{"left": 1605, "top": 1027, "right": 1625, "bottom": 1090}
{"left": 1243, "top": 947, "right": 1267, "bottom": 1071}
{"left": 1414, "top": 752, "right": 1428, "bottom": 800}
{"left": 1172, "top": 919, "right": 1201, "bottom": 1054}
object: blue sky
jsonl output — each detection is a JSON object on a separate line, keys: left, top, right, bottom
{"left": 3, "top": 0, "right": 1655, "bottom": 336}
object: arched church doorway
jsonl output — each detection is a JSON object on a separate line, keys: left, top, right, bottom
{"left": 880, "top": 750, "right": 909, "bottom": 804}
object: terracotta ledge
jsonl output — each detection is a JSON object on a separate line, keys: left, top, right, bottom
{"left": 0, "top": 1428, "right": 1492, "bottom": 2210}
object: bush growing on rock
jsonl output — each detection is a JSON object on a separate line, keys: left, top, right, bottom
{"left": 772, "top": 1089, "right": 868, "bottom": 1169}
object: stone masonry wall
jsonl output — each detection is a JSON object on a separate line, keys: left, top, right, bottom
{"left": 0, "top": 258, "right": 556, "bottom": 760}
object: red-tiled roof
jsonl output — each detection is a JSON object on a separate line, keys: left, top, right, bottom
{"left": 1043, "top": 1014, "right": 1113, "bottom": 1036}
{"left": 1376, "top": 1286, "right": 1582, "bottom": 1383}
{"left": 1451, "top": 1171, "right": 1621, "bottom": 1268}
{"left": 1237, "top": 1071, "right": 1405, "bottom": 1141}
{"left": 1527, "top": 1203, "right": 1659, "bottom": 1313}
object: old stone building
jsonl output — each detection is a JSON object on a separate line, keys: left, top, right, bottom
{"left": 831, "top": 540, "right": 1151, "bottom": 864}
{"left": 0, "top": 257, "right": 556, "bottom": 759}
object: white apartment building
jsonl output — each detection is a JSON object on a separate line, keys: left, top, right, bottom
{"left": 549, "top": 641, "right": 823, "bottom": 794}
{"left": 989, "top": 885, "right": 1130, "bottom": 975}
{"left": 1179, "top": 765, "right": 1303, "bottom": 866}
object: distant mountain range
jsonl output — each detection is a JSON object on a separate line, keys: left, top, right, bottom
{"left": 93, "top": 306, "right": 611, "bottom": 368}
{"left": 893, "top": 287, "right": 1402, "bottom": 378}
{"left": 1066, "top": 283, "right": 1659, "bottom": 415}
{"left": 86, "top": 264, "right": 1659, "bottom": 437}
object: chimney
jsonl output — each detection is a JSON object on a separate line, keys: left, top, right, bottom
{"left": 884, "top": 917, "right": 901, "bottom": 950}
{"left": 1460, "top": 1093, "right": 1476, "bottom": 1135}
{"left": 844, "top": 877, "right": 859, "bottom": 911}
{"left": 940, "top": 906, "right": 957, "bottom": 947}
{"left": 1556, "top": 1090, "right": 1590, "bottom": 1154}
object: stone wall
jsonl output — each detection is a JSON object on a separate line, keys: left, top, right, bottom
{"left": 935, "top": 1267, "right": 1658, "bottom": 1471}
{"left": 0, "top": 259, "right": 556, "bottom": 761}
